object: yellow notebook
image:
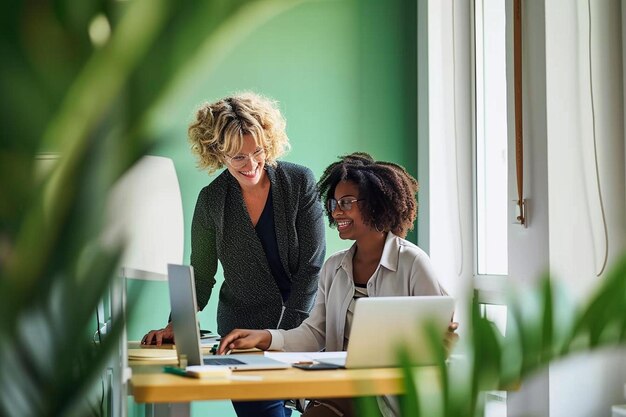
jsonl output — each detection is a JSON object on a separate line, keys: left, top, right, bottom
{"left": 128, "top": 348, "right": 178, "bottom": 362}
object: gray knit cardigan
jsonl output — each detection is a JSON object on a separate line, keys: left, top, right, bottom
{"left": 190, "top": 161, "right": 326, "bottom": 335}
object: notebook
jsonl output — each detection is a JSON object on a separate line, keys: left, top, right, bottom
{"left": 167, "top": 264, "right": 290, "bottom": 371}
{"left": 316, "top": 295, "right": 455, "bottom": 369}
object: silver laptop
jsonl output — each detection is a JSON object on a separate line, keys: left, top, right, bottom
{"left": 168, "top": 264, "right": 290, "bottom": 371}
{"left": 318, "top": 296, "right": 455, "bottom": 369}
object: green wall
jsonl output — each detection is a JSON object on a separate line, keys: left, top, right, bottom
{"left": 127, "top": 1, "right": 417, "bottom": 415}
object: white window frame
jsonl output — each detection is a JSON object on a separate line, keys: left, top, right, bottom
{"left": 471, "top": 0, "right": 509, "bottom": 306}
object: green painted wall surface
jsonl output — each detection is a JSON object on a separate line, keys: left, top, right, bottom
{"left": 127, "top": 1, "right": 417, "bottom": 415}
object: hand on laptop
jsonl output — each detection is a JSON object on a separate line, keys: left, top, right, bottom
{"left": 444, "top": 322, "right": 460, "bottom": 357}
{"left": 217, "top": 329, "right": 272, "bottom": 354}
{"left": 141, "top": 322, "right": 175, "bottom": 346}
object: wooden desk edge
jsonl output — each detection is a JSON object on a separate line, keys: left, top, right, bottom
{"left": 130, "top": 367, "right": 410, "bottom": 403}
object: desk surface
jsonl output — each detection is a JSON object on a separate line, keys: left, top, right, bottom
{"left": 128, "top": 342, "right": 441, "bottom": 403}
{"left": 130, "top": 365, "right": 428, "bottom": 403}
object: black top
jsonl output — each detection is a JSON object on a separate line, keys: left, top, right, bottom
{"left": 254, "top": 189, "right": 291, "bottom": 302}
{"left": 190, "top": 161, "right": 326, "bottom": 335}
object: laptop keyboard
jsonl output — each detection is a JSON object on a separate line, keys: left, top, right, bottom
{"left": 203, "top": 357, "right": 245, "bottom": 365}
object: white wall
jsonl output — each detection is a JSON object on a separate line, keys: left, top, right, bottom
{"left": 544, "top": 0, "right": 626, "bottom": 416}
{"left": 505, "top": 0, "right": 551, "bottom": 414}
{"left": 546, "top": 0, "right": 625, "bottom": 300}
{"left": 510, "top": 0, "right": 626, "bottom": 416}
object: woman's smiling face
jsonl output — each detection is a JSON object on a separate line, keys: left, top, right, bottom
{"left": 331, "top": 180, "right": 369, "bottom": 241}
{"left": 224, "top": 133, "right": 266, "bottom": 188}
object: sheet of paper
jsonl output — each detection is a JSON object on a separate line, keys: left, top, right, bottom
{"left": 201, "top": 338, "right": 220, "bottom": 347}
{"left": 263, "top": 351, "right": 347, "bottom": 364}
{"left": 185, "top": 365, "right": 232, "bottom": 378}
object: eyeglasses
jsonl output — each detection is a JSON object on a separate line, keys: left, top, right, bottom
{"left": 225, "top": 147, "right": 265, "bottom": 169}
{"left": 327, "top": 198, "right": 364, "bottom": 213}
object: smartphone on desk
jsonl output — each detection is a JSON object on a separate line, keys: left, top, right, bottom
{"left": 292, "top": 362, "right": 342, "bottom": 370}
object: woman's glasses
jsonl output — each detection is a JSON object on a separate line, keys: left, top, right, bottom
{"left": 327, "top": 198, "right": 364, "bottom": 213}
{"left": 225, "top": 147, "right": 265, "bottom": 169}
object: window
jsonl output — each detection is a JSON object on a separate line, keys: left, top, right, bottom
{"left": 474, "top": 1, "right": 508, "bottom": 416}
{"left": 475, "top": 0, "right": 508, "bottom": 277}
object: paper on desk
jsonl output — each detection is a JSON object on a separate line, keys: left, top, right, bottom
{"left": 264, "top": 351, "right": 347, "bottom": 364}
{"left": 185, "top": 365, "right": 231, "bottom": 379}
{"left": 201, "top": 338, "right": 220, "bottom": 347}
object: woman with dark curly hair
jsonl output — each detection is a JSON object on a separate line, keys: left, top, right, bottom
{"left": 142, "top": 92, "right": 326, "bottom": 417}
{"left": 218, "top": 152, "right": 453, "bottom": 417}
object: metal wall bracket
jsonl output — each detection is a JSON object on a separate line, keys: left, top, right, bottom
{"left": 512, "top": 198, "right": 528, "bottom": 228}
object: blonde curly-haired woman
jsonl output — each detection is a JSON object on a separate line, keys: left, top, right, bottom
{"left": 143, "top": 92, "right": 326, "bottom": 417}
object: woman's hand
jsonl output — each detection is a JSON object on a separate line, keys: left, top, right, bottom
{"left": 444, "top": 322, "right": 460, "bottom": 357}
{"left": 217, "top": 329, "right": 272, "bottom": 354}
{"left": 141, "top": 322, "right": 174, "bottom": 346}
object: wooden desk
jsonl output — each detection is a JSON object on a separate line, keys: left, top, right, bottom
{"left": 131, "top": 365, "right": 410, "bottom": 403}
{"left": 129, "top": 349, "right": 440, "bottom": 416}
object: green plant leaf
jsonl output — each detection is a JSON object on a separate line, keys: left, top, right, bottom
{"left": 1, "top": 1, "right": 314, "bottom": 416}
{"left": 398, "top": 345, "right": 422, "bottom": 417}
{"left": 390, "top": 256, "right": 626, "bottom": 416}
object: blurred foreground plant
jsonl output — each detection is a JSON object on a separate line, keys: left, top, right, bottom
{"left": 0, "top": 0, "right": 309, "bottom": 416}
{"left": 357, "top": 256, "right": 626, "bottom": 417}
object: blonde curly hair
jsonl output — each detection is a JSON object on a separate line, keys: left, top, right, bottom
{"left": 188, "top": 92, "right": 291, "bottom": 174}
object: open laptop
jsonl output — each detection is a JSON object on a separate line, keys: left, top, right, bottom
{"left": 168, "top": 264, "right": 290, "bottom": 371}
{"left": 316, "top": 295, "right": 455, "bottom": 369}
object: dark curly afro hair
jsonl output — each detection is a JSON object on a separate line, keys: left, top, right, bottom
{"left": 317, "top": 152, "right": 419, "bottom": 238}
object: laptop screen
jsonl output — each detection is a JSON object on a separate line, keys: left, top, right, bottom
{"left": 167, "top": 264, "right": 291, "bottom": 371}
{"left": 343, "top": 296, "right": 455, "bottom": 368}
{"left": 167, "top": 264, "right": 204, "bottom": 366}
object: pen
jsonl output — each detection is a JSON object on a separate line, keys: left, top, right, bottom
{"left": 163, "top": 366, "right": 191, "bottom": 378}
